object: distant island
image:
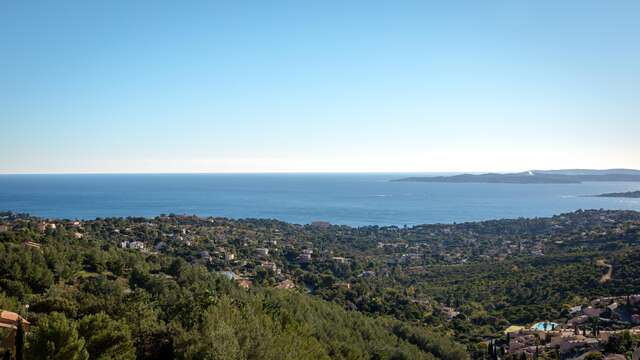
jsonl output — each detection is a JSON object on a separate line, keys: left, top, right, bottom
{"left": 393, "top": 169, "right": 640, "bottom": 184}
{"left": 591, "top": 190, "right": 640, "bottom": 198}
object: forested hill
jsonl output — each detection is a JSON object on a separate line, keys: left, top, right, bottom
{"left": 0, "top": 215, "right": 467, "bottom": 360}
{"left": 1, "top": 209, "right": 640, "bottom": 359}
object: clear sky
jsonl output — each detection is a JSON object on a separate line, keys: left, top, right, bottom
{"left": 1, "top": 0, "right": 639, "bottom": 173}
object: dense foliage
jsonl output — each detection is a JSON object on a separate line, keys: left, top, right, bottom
{"left": 0, "top": 222, "right": 466, "bottom": 360}
{"left": 1, "top": 209, "right": 639, "bottom": 359}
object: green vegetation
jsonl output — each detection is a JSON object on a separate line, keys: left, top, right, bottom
{"left": 0, "top": 216, "right": 466, "bottom": 360}
{"left": 1, "top": 209, "right": 640, "bottom": 359}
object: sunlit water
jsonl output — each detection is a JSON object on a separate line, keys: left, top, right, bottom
{"left": 1, "top": 173, "right": 639, "bottom": 226}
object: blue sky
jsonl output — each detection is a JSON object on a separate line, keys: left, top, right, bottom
{"left": 1, "top": 0, "right": 639, "bottom": 173}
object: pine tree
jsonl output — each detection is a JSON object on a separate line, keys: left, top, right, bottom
{"left": 15, "top": 319, "right": 24, "bottom": 360}
{"left": 26, "top": 312, "right": 88, "bottom": 360}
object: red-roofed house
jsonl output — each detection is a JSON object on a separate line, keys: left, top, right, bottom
{"left": 0, "top": 310, "right": 30, "bottom": 350}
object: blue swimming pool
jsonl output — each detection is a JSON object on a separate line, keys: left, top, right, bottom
{"left": 532, "top": 322, "right": 559, "bottom": 331}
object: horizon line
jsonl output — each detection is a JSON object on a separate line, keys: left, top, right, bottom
{"left": 1, "top": 167, "right": 639, "bottom": 176}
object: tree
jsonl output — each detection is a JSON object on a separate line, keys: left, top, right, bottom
{"left": 15, "top": 319, "right": 25, "bottom": 360}
{"left": 176, "top": 298, "right": 242, "bottom": 360}
{"left": 604, "top": 331, "right": 633, "bottom": 354}
{"left": 25, "top": 312, "right": 88, "bottom": 360}
{"left": 119, "top": 290, "right": 162, "bottom": 359}
{"left": 77, "top": 313, "right": 135, "bottom": 360}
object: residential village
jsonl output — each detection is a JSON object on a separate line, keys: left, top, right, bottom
{"left": 502, "top": 294, "right": 640, "bottom": 359}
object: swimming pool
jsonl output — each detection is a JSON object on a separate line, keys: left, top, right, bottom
{"left": 532, "top": 322, "right": 559, "bottom": 331}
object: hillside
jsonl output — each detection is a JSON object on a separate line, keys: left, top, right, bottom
{"left": 1, "top": 209, "right": 640, "bottom": 359}
{"left": 0, "top": 215, "right": 466, "bottom": 360}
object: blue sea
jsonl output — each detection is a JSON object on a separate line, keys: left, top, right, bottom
{"left": 1, "top": 173, "right": 639, "bottom": 226}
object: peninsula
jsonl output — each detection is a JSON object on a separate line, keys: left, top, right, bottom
{"left": 592, "top": 190, "right": 640, "bottom": 198}
{"left": 393, "top": 169, "right": 640, "bottom": 184}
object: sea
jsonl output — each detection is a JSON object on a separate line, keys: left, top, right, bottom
{"left": 1, "top": 173, "right": 639, "bottom": 226}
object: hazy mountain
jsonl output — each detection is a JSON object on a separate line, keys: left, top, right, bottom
{"left": 591, "top": 190, "right": 640, "bottom": 198}
{"left": 533, "top": 169, "right": 640, "bottom": 176}
{"left": 393, "top": 169, "right": 640, "bottom": 184}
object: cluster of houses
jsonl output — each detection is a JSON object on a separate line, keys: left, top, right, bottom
{"left": 3, "top": 214, "right": 373, "bottom": 295}
{"left": 505, "top": 295, "right": 640, "bottom": 359}
{"left": 507, "top": 326, "right": 640, "bottom": 359}
{"left": 564, "top": 295, "right": 640, "bottom": 330}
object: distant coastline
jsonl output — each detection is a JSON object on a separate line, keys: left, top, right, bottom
{"left": 589, "top": 190, "right": 640, "bottom": 198}
{"left": 393, "top": 169, "right": 640, "bottom": 184}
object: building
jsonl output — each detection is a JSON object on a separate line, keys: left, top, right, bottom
{"left": 219, "top": 272, "right": 253, "bottom": 289}
{"left": 332, "top": 256, "right": 349, "bottom": 264}
{"left": 200, "top": 251, "right": 212, "bottom": 262}
{"left": 261, "top": 261, "right": 280, "bottom": 274}
{"left": 219, "top": 271, "right": 241, "bottom": 281}
{"left": 237, "top": 278, "right": 252, "bottom": 289}
{"left": 277, "top": 279, "right": 296, "bottom": 290}
{"left": 583, "top": 307, "right": 604, "bottom": 317}
{"left": 128, "top": 241, "right": 145, "bottom": 250}
{"left": 22, "top": 241, "right": 42, "bottom": 251}
{"left": 358, "top": 270, "right": 376, "bottom": 278}
{"left": 442, "top": 306, "right": 460, "bottom": 321}
{"left": 255, "top": 248, "right": 269, "bottom": 256}
{"left": 334, "top": 282, "right": 351, "bottom": 290}
{"left": 0, "top": 311, "right": 29, "bottom": 332}
{"left": 569, "top": 305, "right": 583, "bottom": 315}
{"left": 225, "top": 252, "right": 235, "bottom": 261}
{"left": 36, "top": 222, "right": 47, "bottom": 232}
{"left": 0, "top": 310, "right": 30, "bottom": 350}
{"left": 298, "top": 253, "right": 312, "bottom": 262}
